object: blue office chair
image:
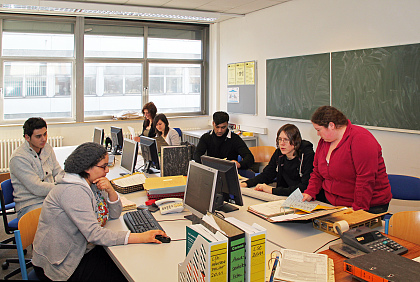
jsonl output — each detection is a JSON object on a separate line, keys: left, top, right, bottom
{"left": 14, "top": 208, "right": 41, "bottom": 280}
{"left": 173, "top": 128, "right": 182, "bottom": 141}
{"left": 388, "top": 174, "right": 420, "bottom": 200}
{"left": 1, "top": 179, "right": 30, "bottom": 280}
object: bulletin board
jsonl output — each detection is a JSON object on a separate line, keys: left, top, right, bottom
{"left": 227, "top": 61, "right": 256, "bottom": 115}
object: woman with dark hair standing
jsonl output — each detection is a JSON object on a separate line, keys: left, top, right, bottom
{"left": 32, "top": 142, "right": 167, "bottom": 281}
{"left": 141, "top": 102, "right": 157, "bottom": 137}
{"left": 153, "top": 113, "right": 181, "bottom": 146}
{"left": 302, "top": 106, "right": 392, "bottom": 213}
{"left": 240, "top": 124, "right": 315, "bottom": 196}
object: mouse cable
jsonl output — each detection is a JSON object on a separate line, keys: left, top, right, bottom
{"left": 312, "top": 237, "right": 340, "bottom": 253}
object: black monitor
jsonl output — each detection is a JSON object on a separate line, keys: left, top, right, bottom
{"left": 183, "top": 161, "right": 218, "bottom": 222}
{"left": 201, "top": 155, "right": 244, "bottom": 213}
{"left": 139, "top": 136, "right": 160, "bottom": 173}
{"left": 120, "top": 138, "right": 139, "bottom": 175}
{"left": 110, "top": 126, "right": 123, "bottom": 155}
{"left": 93, "top": 127, "right": 104, "bottom": 145}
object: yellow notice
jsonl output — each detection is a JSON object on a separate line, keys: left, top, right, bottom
{"left": 245, "top": 61, "right": 255, "bottom": 85}
{"left": 250, "top": 234, "right": 266, "bottom": 281}
{"left": 210, "top": 243, "right": 228, "bottom": 282}
{"left": 228, "top": 64, "right": 236, "bottom": 85}
{"left": 235, "top": 63, "right": 245, "bottom": 85}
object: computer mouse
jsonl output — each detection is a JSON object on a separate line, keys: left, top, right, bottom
{"left": 155, "top": 235, "right": 171, "bottom": 243}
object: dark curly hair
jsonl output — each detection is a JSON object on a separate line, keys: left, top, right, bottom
{"left": 311, "top": 106, "right": 348, "bottom": 128}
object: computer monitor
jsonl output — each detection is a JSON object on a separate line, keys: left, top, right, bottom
{"left": 93, "top": 127, "right": 104, "bottom": 145}
{"left": 110, "top": 126, "right": 123, "bottom": 155}
{"left": 139, "top": 136, "right": 160, "bottom": 173}
{"left": 183, "top": 161, "right": 218, "bottom": 222}
{"left": 201, "top": 155, "right": 244, "bottom": 213}
{"left": 120, "top": 138, "right": 139, "bottom": 175}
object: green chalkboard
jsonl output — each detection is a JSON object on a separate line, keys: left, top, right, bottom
{"left": 332, "top": 44, "right": 420, "bottom": 131}
{"left": 266, "top": 53, "right": 330, "bottom": 120}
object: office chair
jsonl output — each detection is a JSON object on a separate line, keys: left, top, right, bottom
{"left": 388, "top": 174, "right": 420, "bottom": 200}
{"left": 14, "top": 208, "right": 41, "bottom": 280}
{"left": 386, "top": 211, "right": 420, "bottom": 246}
{"left": 248, "top": 146, "right": 276, "bottom": 173}
{"left": 173, "top": 128, "right": 182, "bottom": 141}
{"left": 1, "top": 179, "right": 29, "bottom": 280}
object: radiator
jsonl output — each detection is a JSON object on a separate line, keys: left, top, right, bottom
{"left": 0, "top": 136, "right": 64, "bottom": 173}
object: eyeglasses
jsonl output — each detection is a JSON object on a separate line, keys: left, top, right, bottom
{"left": 277, "top": 137, "right": 290, "bottom": 144}
{"left": 95, "top": 164, "right": 108, "bottom": 170}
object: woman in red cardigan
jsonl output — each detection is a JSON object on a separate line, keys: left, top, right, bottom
{"left": 302, "top": 106, "right": 392, "bottom": 214}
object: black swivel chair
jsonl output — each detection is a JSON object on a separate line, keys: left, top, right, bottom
{"left": 0, "top": 179, "right": 30, "bottom": 280}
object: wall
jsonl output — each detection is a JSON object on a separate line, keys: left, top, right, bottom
{"left": 217, "top": 0, "right": 420, "bottom": 176}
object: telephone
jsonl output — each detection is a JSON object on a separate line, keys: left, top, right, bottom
{"left": 339, "top": 226, "right": 408, "bottom": 255}
{"left": 155, "top": 198, "right": 184, "bottom": 215}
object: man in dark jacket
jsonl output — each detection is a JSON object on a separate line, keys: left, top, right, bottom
{"left": 193, "top": 111, "right": 254, "bottom": 170}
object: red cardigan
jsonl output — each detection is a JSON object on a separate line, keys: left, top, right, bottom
{"left": 305, "top": 121, "right": 392, "bottom": 211}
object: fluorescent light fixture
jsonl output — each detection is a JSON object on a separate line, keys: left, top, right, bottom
{"left": 0, "top": 0, "right": 243, "bottom": 23}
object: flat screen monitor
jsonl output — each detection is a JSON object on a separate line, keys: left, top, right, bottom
{"left": 93, "top": 127, "right": 104, "bottom": 145}
{"left": 183, "top": 161, "right": 218, "bottom": 222}
{"left": 120, "top": 138, "right": 139, "bottom": 175}
{"left": 110, "top": 126, "right": 123, "bottom": 155}
{"left": 139, "top": 136, "right": 160, "bottom": 173}
{"left": 201, "top": 155, "right": 244, "bottom": 213}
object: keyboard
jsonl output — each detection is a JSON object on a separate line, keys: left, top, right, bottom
{"left": 241, "top": 188, "right": 287, "bottom": 202}
{"left": 123, "top": 209, "right": 165, "bottom": 233}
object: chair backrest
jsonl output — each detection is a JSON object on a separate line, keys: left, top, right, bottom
{"left": 0, "top": 172, "right": 10, "bottom": 183}
{"left": 249, "top": 146, "right": 276, "bottom": 163}
{"left": 388, "top": 211, "right": 420, "bottom": 245}
{"left": 1, "top": 179, "right": 15, "bottom": 205}
{"left": 14, "top": 208, "right": 42, "bottom": 280}
{"left": 388, "top": 174, "right": 420, "bottom": 200}
{"left": 173, "top": 128, "right": 182, "bottom": 139}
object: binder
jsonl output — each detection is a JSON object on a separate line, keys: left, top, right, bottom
{"left": 224, "top": 217, "right": 267, "bottom": 282}
{"left": 179, "top": 225, "right": 228, "bottom": 282}
{"left": 209, "top": 214, "right": 246, "bottom": 282}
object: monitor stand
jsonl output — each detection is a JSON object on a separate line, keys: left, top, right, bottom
{"left": 142, "top": 161, "right": 160, "bottom": 174}
{"left": 112, "top": 147, "right": 121, "bottom": 155}
{"left": 217, "top": 202, "right": 239, "bottom": 213}
{"left": 184, "top": 214, "right": 202, "bottom": 224}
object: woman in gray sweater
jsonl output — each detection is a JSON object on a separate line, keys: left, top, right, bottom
{"left": 32, "top": 142, "right": 167, "bottom": 281}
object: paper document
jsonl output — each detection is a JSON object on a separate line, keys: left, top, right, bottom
{"left": 127, "top": 126, "right": 136, "bottom": 140}
{"left": 275, "top": 249, "right": 329, "bottom": 282}
{"left": 113, "top": 173, "right": 146, "bottom": 188}
{"left": 282, "top": 188, "right": 318, "bottom": 212}
{"left": 248, "top": 200, "right": 295, "bottom": 217}
{"left": 120, "top": 194, "right": 137, "bottom": 211}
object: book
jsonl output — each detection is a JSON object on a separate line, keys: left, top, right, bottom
{"left": 273, "top": 249, "right": 335, "bottom": 282}
{"left": 344, "top": 251, "right": 420, "bottom": 281}
{"left": 224, "top": 217, "right": 267, "bottom": 282}
{"left": 179, "top": 225, "right": 228, "bottom": 282}
{"left": 161, "top": 145, "right": 190, "bottom": 176}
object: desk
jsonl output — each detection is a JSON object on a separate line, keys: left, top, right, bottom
{"left": 53, "top": 146, "right": 416, "bottom": 281}
{"left": 183, "top": 129, "right": 258, "bottom": 148}
{"left": 320, "top": 234, "right": 420, "bottom": 281}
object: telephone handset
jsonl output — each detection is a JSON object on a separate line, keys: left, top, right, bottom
{"left": 338, "top": 226, "right": 408, "bottom": 255}
{"left": 155, "top": 198, "right": 184, "bottom": 215}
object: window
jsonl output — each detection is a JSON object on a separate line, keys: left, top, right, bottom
{"left": 1, "top": 16, "right": 208, "bottom": 122}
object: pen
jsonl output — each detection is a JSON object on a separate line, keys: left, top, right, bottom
{"left": 269, "top": 255, "right": 279, "bottom": 282}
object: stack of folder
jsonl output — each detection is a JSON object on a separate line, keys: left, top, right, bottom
{"left": 178, "top": 213, "right": 266, "bottom": 282}
{"left": 143, "top": 175, "right": 186, "bottom": 200}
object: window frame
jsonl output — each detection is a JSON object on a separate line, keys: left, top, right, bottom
{"left": 0, "top": 14, "right": 209, "bottom": 124}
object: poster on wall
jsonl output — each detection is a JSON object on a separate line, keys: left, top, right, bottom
{"left": 245, "top": 61, "right": 255, "bottom": 85}
{"left": 227, "top": 87, "right": 240, "bottom": 103}
{"left": 228, "top": 64, "right": 236, "bottom": 85}
{"left": 235, "top": 63, "right": 245, "bottom": 85}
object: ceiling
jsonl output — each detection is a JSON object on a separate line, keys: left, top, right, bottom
{"left": 42, "top": 0, "right": 293, "bottom": 22}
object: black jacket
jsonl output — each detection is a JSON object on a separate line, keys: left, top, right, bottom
{"left": 193, "top": 130, "right": 254, "bottom": 170}
{"left": 245, "top": 140, "right": 314, "bottom": 196}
